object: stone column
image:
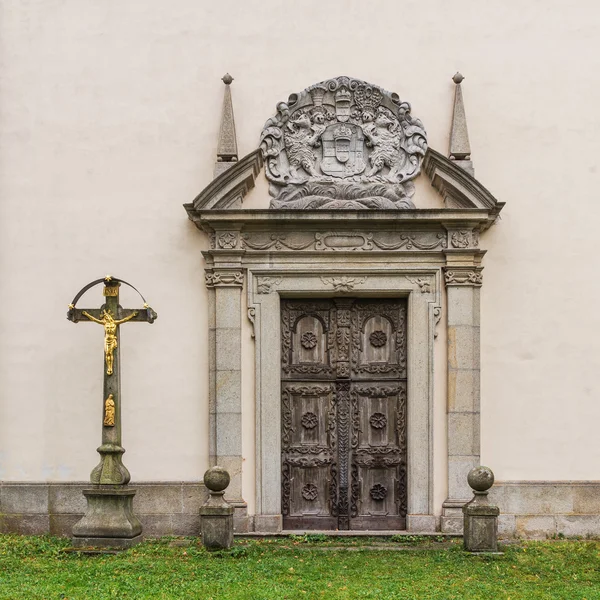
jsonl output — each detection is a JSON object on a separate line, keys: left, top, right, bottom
{"left": 441, "top": 232, "right": 483, "bottom": 533}
{"left": 204, "top": 235, "right": 246, "bottom": 527}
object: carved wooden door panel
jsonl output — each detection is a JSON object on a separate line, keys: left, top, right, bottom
{"left": 281, "top": 299, "right": 407, "bottom": 530}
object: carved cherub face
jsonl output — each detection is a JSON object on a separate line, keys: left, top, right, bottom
{"left": 312, "top": 111, "right": 325, "bottom": 125}
{"left": 361, "top": 109, "right": 376, "bottom": 123}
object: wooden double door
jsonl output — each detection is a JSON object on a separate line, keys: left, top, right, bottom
{"left": 281, "top": 298, "right": 407, "bottom": 530}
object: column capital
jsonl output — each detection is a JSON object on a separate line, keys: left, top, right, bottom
{"left": 444, "top": 267, "right": 483, "bottom": 287}
{"left": 204, "top": 268, "right": 244, "bottom": 289}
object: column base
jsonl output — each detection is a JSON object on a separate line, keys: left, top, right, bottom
{"left": 441, "top": 499, "right": 470, "bottom": 534}
{"left": 254, "top": 514, "right": 283, "bottom": 533}
{"left": 406, "top": 514, "right": 439, "bottom": 532}
{"left": 72, "top": 534, "right": 143, "bottom": 549}
{"left": 72, "top": 486, "right": 142, "bottom": 548}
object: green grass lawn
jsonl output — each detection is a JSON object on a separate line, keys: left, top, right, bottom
{"left": 0, "top": 535, "right": 599, "bottom": 599}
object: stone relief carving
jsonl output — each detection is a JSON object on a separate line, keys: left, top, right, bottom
{"left": 371, "top": 233, "right": 447, "bottom": 251}
{"left": 320, "top": 276, "right": 367, "bottom": 292}
{"left": 370, "top": 483, "right": 388, "bottom": 501}
{"left": 241, "top": 233, "right": 313, "bottom": 251}
{"left": 204, "top": 270, "right": 244, "bottom": 288}
{"left": 444, "top": 270, "right": 483, "bottom": 286}
{"left": 256, "top": 276, "right": 283, "bottom": 294}
{"left": 405, "top": 276, "right": 432, "bottom": 294}
{"left": 247, "top": 307, "right": 256, "bottom": 338}
{"left": 217, "top": 232, "right": 239, "bottom": 249}
{"left": 450, "top": 231, "right": 471, "bottom": 249}
{"left": 259, "top": 76, "right": 427, "bottom": 209}
{"left": 433, "top": 305, "right": 442, "bottom": 338}
{"left": 315, "top": 232, "right": 374, "bottom": 251}
{"left": 232, "top": 230, "right": 448, "bottom": 253}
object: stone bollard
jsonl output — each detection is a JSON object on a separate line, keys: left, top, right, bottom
{"left": 463, "top": 466, "right": 500, "bottom": 553}
{"left": 200, "top": 466, "right": 234, "bottom": 550}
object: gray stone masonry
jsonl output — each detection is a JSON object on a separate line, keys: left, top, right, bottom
{"left": 463, "top": 467, "right": 499, "bottom": 553}
{"left": 200, "top": 467, "right": 234, "bottom": 550}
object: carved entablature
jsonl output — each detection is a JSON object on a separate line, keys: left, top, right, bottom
{"left": 259, "top": 76, "right": 427, "bottom": 210}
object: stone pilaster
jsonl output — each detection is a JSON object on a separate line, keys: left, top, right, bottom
{"left": 441, "top": 236, "right": 483, "bottom": 533}
{"left": 204, "top": 255, "right": 244, "bottom": 507}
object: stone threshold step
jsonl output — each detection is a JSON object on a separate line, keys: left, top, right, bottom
{"left": 237, "top": 530, "right": 460, "bottom": 538}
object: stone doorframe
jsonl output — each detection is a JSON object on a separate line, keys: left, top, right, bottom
{"left": 195, "top": 205, "right": 496, "bottom": 532}
{"left": 186, "top": 147, "right": 504, "bottom": 533}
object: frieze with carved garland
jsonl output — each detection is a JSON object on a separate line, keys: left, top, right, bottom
{"left": 232, "top": 230, "right": 448, "bottom": 252}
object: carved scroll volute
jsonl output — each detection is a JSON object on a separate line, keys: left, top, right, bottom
{"left": 334, "top": 300, "right": 352, "bottom": 379}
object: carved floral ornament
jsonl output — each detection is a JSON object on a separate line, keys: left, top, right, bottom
{"left": 259, "top": 76, "right": 427, "bottom": 210}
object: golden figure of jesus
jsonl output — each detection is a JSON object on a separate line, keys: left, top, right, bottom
{"left": 82, "top": 309, "right": 138, "bottom": 375}
{"left": 104, "top": 394, "right": 116, "bottom": 426}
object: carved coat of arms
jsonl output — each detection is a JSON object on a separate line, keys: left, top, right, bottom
{"left": 259, "top": 76, "right": 427, "bottom": 209}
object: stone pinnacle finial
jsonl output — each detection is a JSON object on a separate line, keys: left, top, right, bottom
{"left": 449, "top": 72, "right": 473, "bottom": 176}
{"left": 452, "top": 72, "right": 464, "bottom": 85}
{"left": 214, "top": 73, "right": 238, "bottom": 179}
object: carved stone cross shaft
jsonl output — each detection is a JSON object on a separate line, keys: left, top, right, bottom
{"left": 67, "top": 276, "right": 157, "bottom": 486}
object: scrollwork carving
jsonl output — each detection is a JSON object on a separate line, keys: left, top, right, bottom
{"left": 204, "top": 270, "right": 244, "bottom": 288}
{"left": 247, "top": 307, "right": 256, "bottom": 339}
{"left": 444, "top": 269, "right": 483, "bottom": 286}
{"left": 433, "top": 305, "right": 442, "bottom": 339}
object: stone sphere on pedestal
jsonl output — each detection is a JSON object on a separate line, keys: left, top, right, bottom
{"left": 203, "top": 466, "right": 230, "bottom": 493}
{"left": 467, "top": 466, "right": 495, "bottom": 492}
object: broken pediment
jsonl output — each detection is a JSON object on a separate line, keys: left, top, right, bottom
{"left": 184, "top": 74, "right": 503, "bottom": 230}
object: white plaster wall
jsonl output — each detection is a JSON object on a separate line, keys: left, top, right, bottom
{"left": 0, "top": 0, "right": 599, "bottom": 491}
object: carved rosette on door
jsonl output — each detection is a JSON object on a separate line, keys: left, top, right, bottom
{"left": 281, "top": 299, "right": 407, "bottom": 530}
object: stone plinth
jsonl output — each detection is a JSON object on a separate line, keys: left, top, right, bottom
{"left": 72, "top": 487, "right": 142, "bottom": 549}
{"left": 200, "top": 466, "right": 234, "bottom": 550}
{"left": 463, "top": 466, "right": 500, "bottom": 553}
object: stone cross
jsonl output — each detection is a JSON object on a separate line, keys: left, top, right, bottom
{"left": 67, "top": 276, "right": 157, "bottom": 485}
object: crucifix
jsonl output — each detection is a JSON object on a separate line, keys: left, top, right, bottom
{"left": 67, "top": 275, "right": 157, "bottom": 486}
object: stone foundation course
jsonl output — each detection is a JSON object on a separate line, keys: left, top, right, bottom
{"left": 2, "top": 480, "right": 600, "bottom": 538}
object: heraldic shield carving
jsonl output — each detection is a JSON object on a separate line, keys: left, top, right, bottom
{"left": 259, "top": 76, "right": 427, "bottom": 209}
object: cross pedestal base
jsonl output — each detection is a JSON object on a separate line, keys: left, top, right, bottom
{"left": 72, "top": 487, "right": 142, "bottom": 549}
